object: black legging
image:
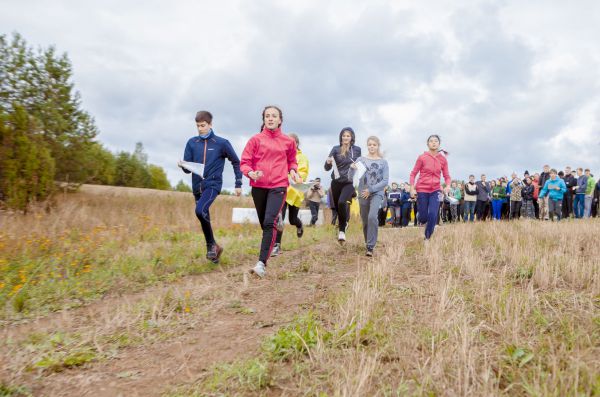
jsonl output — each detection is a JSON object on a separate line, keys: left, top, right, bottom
{"left": 510, "top": 200, "right": 522, "bottom": 220}
{"left": 251, "top": 187, "right": 287, "bottom": 265}
{"left": 276, "top": 202, "right": 303, "bottom": 244}
{"left": 330, "top": 180, "right": 355, "bottom": 231}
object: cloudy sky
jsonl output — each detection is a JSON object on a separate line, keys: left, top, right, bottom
{"left": 2, "top": 0, "right": 600, "bottom": 189}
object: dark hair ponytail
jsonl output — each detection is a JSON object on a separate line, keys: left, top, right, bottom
{"left": 260, "top": 105, "right": 283, "bottom": 132}
{"left": 427, "top": 134, "right": 449, "bottom": 155}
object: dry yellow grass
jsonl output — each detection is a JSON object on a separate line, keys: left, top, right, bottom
{"left": 1, "top": 185, "right": 598, "bottom": 396}
{"left": 294, "top": 220, "right": 600, "bottom": 395}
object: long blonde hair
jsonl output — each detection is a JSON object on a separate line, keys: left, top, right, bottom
{"left": 367, "top": 136, "right": 383, "bottom": 158}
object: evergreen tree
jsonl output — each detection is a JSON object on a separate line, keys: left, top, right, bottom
{"left": 0, "top": 33, "right": 98, "bottom": 183}
{"left": 0, "top": 104, "right": 55, "bottom": 210}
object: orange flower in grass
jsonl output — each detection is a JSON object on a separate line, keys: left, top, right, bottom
{"left": 10, "top": 284, "right": 23, "bottom": 296}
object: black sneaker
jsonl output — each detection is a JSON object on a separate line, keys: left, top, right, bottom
{"left": 366, "top": 247, "right": 373, "bottom": 257}
{"left": 207, "top": 244, "right": 223, "bottom": 263}
{"left": 297, "top": 224, "right": 304, "bottom": 238}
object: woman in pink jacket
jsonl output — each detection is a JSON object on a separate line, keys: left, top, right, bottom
{"left": 409, "top": 135, "right": 451, "bottom": 240}
{"left": 241, "top": 106, "right": 301, "bottom": 278}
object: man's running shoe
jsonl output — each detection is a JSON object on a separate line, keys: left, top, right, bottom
{"left": 366, "top": 247, "right": 373, "bottom": 257}
{"left": 271, "top": 243, "right": 281, "bottom": 257}
{"left": 249, "top": 261, "right": 266, "bottom": 278}
{"left": 297, "top": 224, "right": 304, "bottom": 238}
{"left": 338, "top": 231, "right": 346, "bottom": 244}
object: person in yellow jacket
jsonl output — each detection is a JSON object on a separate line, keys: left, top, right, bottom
{"left": 272, "top": 133, "right": 309, "bottom": 256}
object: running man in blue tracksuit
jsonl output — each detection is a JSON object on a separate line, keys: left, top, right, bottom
{"left": 179, "top": 111, "right": 243, "bottom": 263}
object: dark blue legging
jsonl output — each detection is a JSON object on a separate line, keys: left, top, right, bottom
{"left": 491, "top": 199, "right": 503, "bottom": 220}
{"left": 417, "top": 191, "right": 441, "bottom": 239}
{"left": 194, "top": 188, "right": 219, "bottom": 247}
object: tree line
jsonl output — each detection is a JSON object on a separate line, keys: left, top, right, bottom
{"left": 0, "top": 33, "right": 190, "bottom": 210}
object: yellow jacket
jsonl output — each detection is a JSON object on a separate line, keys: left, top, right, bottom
{"left": 287, "top": 149, "right": 309, "bottom": 207}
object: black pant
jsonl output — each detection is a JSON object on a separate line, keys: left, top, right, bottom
{"left": 330, "top": 180, "right": 355, "bottom": 231}
{"left": 308, "top": 201, "right": 320, "bottom": 225}
{"left": 390, "top": 205, "right": 401, "bottom": 227}
{"left": 563, "top": 191, "right": 573, "bottom": 219}
{"left": 378, "top": 207, "right": 387, "bottom": 226}
{"left": 251, "top": 187, "right": 287, "bottom": 265}
{"left": 533, "top": 199, "right": 539, "bottom": 219}
{"left": 401, "top": 206, "right": 410, "bottom": 227}
{"left": 510, "top": 200, "right": 522, "bottom": 220}
{"left": 276, "top": 203, "right": 302, "bottom": 244}
{"left": 413, "top": 201, "right": 418, "bottom": 226}
{"left": 476, "top": 200, "right": 489, "bottom": 221}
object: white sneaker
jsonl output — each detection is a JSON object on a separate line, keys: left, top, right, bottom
{"left": 249, "top": 261, "right": 266, "bottom": 278}
{"left": 271, "top": 243, "right": 281, "bottom": 257}
{"left": 338, "top": 231, "right": 346, "bottom": 243}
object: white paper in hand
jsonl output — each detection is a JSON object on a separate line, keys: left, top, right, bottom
{"left": 179, "top": 161, "right": 205, "bottom": 178}
{"left": 353, "top": 161, "right": 367, "bottom": 187}
{"left": 331, "top": 158, "right": 340, "bottom": 180}
{"left": 291, "top": 182, "right": 313, "bottom": 194}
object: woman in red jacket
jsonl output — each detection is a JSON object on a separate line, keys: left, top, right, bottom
{"left": 409, "top": 135, "right": 451, "bottom": 240}
{"left": 241, "top": 106, "right": 301, "bottom": 278}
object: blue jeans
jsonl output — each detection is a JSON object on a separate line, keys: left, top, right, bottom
{"left": 574, "top": 194, "right": 585, "bottom": 218}
{"left": 491, "top": 199, "right": 503, "bottom": 220}
{"left": 463, "top": 201, "right": 476, "bottom": 222}
{"left": 194, "top": 188, "right": 219, "bottom": 247}
{"left": 417, "top": 191, "right": 441, "bottom": 239}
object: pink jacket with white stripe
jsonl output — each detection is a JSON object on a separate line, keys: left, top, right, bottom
{"left": 409, "top": 151, "right": 451, "bottom": 193}
{"left": 240, "top": 127, "right": 298, "bottom": 189}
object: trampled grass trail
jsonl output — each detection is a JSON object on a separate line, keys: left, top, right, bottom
{"left": 1, "top": 185, "right": 599, "bottom": 396}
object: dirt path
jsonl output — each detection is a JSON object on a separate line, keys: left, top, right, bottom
{"left": 1, "top": 233, "right": 374, "bottom": 396}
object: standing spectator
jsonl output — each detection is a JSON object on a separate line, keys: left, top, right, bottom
{"left": 463, "top": 175, "right": 478, "bottom": 222}
{"left": 306, "top": 178, "right": 325, "bottom": 226}
{"left": 378, "top": 186, "right": 389, "bottom": 227}
{"left": 490, "top": 179, "right": 506, "bottom": 220}
{"left": 538, "top": 165, "right": 551, "bottom": 220}
{"left": 509, "top": 175, "right": 523, "bottom": 220}
{"left": 387, "top": 183, "right": 402, "bottom": 227}
{"left": 521, "top": 177, "right": 535, "bottom": 218}
{"left": 401, "top": 184, "right": 413, "bottom": 227}
{"left": 448, "top": 181, "right": 461, "bottom": 222}
{"left": 574, "top": 167, "right": 587, "bottom": 219}
{"left": 532, "top": 173, "right": 540, "bottom": 219}
{"left": 456, "top": 182, "right": 464, "bottom": 220}
{"left": 593, "top": 179, "right": 600, "bottom": 217}
{"left": 584, "top": 169, "right": 596, "bottom": 218}
{"left": 562, "top": 166, "right": 576, "bottom": 219}
{"left": 500, "top": 177, "right": 510, "bottom": 219}
{"left": 475, "top": 174, "right": 491, "bottom": 221}
{"left": 539, "top": 169, "right": 567, "bottom": 222}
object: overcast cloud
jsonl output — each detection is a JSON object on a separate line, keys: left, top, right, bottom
{"left": 2, "top": 0, "right": 599, "bottom": 189}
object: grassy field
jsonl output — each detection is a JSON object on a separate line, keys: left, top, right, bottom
{"left": 1, "top": 185, "right": 599, "bottom": 396}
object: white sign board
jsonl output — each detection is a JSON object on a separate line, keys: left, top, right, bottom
{"left": 232, "top": 208, "right": 323, "bottom": 225}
